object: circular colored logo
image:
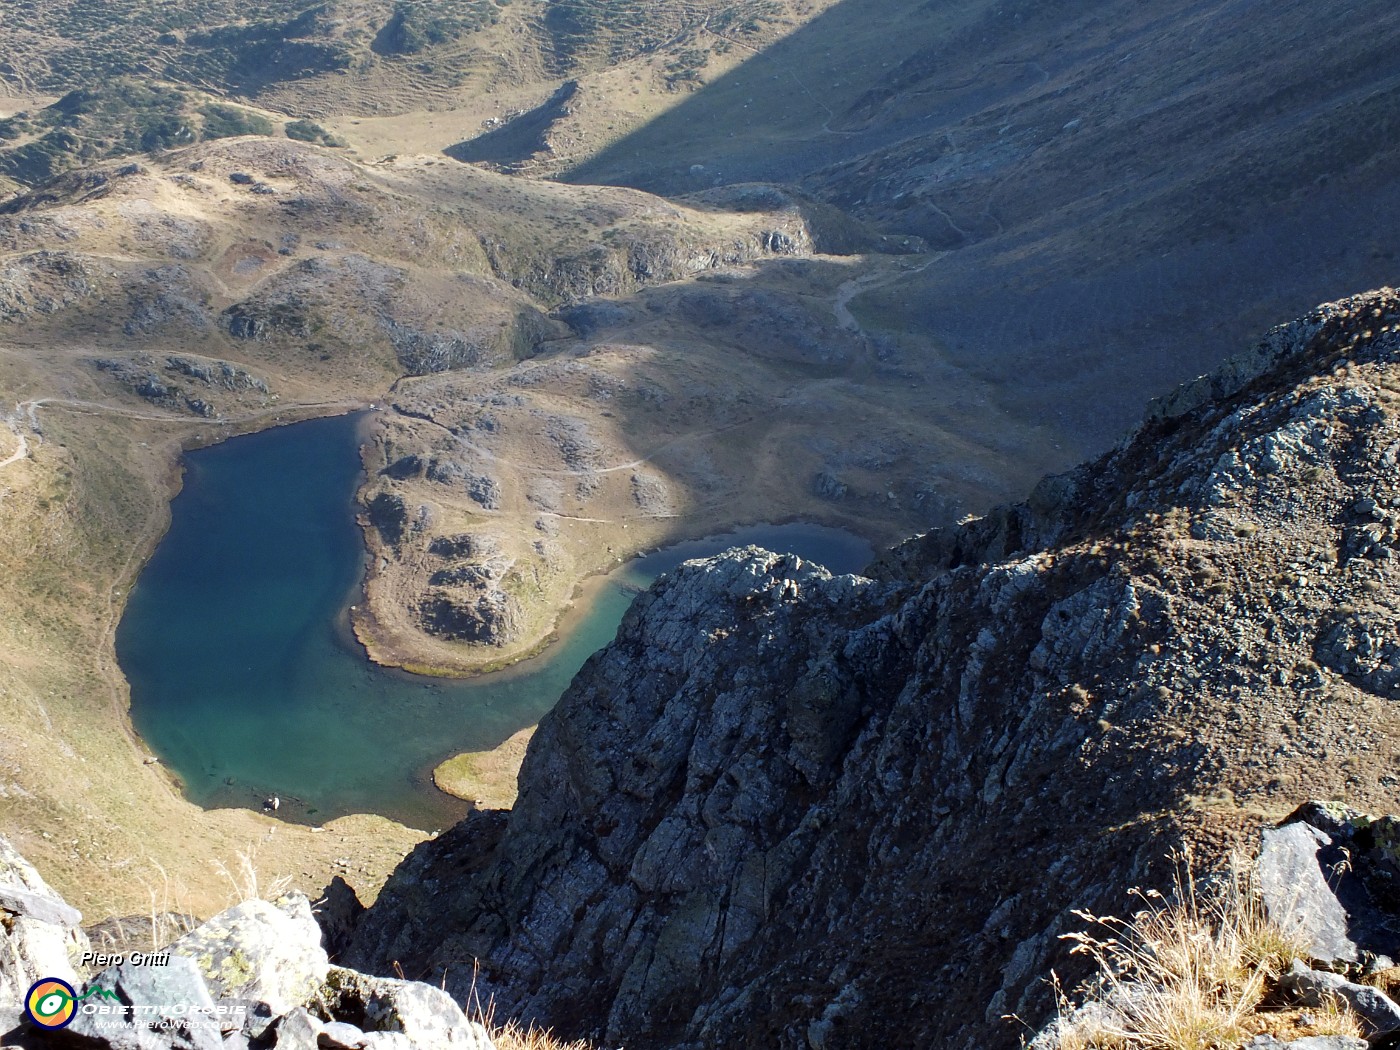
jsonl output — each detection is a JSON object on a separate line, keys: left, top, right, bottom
{"left": 25, "top": 978, "right": 77, "bottom": 1029}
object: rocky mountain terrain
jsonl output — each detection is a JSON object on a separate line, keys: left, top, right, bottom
{"left": 2, "top": 0, "right": 1400, "bottom": 1032}
{"left": 345, "top": 289, "right": 1400, "bottom": 1048}
{"left": 0, "top": 135, "right": 968, "bottom": 684}
{"left": 0, "top": 833, "right": 502, "bottom": 1049}
{"left": 0, "top": 115, "right": 1036, "bottom": 915}
{"left": 570, "top": 0, "right": 1400, "bottom": 452}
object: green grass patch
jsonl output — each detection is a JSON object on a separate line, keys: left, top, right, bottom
{"left": 200, "top": 103, "right": 274, "bottom": 139}
{"left": 0, "top": 80, "right": 290, "bottom": 187}
{"left": 284, "top": 118, "right": 346, "bottom": 147}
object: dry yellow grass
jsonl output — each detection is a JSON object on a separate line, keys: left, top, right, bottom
{"left": 1041, "top": 853, "right": 1361, "bottom": 1050}
{"left": 461, "top": 961, "right": 595, "bottom": 1050}
{"left": 489, "top": 1020, "right": 595, "bottom": 1050}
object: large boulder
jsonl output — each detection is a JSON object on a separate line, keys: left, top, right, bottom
{"left": 166, "top": 893, "right": 328, "bottom": 1015}
{"left": 65, "top": 953, "right": 223, "bottom": 1049}
{"left": 317, "top": 967, "right": 493, "bottom": 1049}
{"left": 1258, "top": 820, "right": 1361, "bottom": 965}
{"left": 1279, "top": 960, "right": 1400, "bottom": 1036}
{"left": 274, "top": 1006, "right": 324, "bottom": 1049}
{"left": 1259, "top": 802, "right": 1400, "bottom": 969}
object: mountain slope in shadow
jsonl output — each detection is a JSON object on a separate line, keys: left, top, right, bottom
{"left": 564, "top": 0, "right": 1400, "bottom": 459}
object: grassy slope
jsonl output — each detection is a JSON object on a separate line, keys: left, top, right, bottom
{"left": 568, "top": 0, "right": 1400, "bottom": 456}
{"left": 0, "top": 0, "right": 845, "bottom": 182}
{"left": 0, "top": 136, "right": 1057, "bottom": 913}
{"left": 0, "top": 79, "right": 347, "bottom": 188}
{"left": 3, "top": 0, "right": 1399, "bottom": 925}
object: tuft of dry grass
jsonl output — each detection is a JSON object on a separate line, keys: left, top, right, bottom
{"left": 212, "top": 846, "right": 293, "bottom": 905}
{"left": 462, "top": 960, "right": 596, "bottom": 1050}
{"left": 1041, "top": 851, "right": 1361, "bottom": 1050}
{"left": 120, "top": 846, "right": 292, "bottom": 955}
{"left": 489, "top": 1019, "right": 596, "bottom": 1050}
{"left": 138, "top": 861, "right": 201, "bottom": 949}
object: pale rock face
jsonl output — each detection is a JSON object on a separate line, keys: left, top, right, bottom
{"left": 0, "top": 835, "right": 88, "bottom": 1009}
{"left": 67, "top": 954, "right": 223, "bottom": 1050}
{"left": 320, "top": 967, "right": 493, "bottom": 1050}
{"left": 1280, "top": 960, "right": 1400, "bottom": 1035}
{"left": 166, "top": 894, "right": 328, "bottom": 1015}
{"left": 0, "top": 835, "right": 498, "bottom": 1050}
{"left": 1257, "top": 821, "right": 1357, "bottom": 964}
{"left": 274, "top": 1006, "right": 325, "bottom": 1050}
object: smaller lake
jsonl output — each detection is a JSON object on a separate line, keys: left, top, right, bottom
{"left": 116, "top": 413, "right": 872, "bottom": 830}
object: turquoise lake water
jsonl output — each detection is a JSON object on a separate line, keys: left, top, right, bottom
{"left": 115, "top": 412, "right": 872, "bottom": 830}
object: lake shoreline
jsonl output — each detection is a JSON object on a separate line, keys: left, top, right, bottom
{"left": 117, "top": 414, "right": 876, "bottom": 829}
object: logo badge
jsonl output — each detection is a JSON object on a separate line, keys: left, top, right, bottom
{"left": 25, "top": 978, "right": 78, "bottom": 1029}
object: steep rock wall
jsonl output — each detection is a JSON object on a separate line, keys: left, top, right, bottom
{"left": 349, "top": 289, "right": 1400, "bottom": 1049}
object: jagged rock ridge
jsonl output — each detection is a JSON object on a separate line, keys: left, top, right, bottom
{"left": 346, "top": 287, "right": 1400, "bottom": 1049}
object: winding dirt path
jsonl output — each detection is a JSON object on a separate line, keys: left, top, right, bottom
{"left": 0, "top": 422, "right": 26, "bottom": 470}
{"left": 833, "top": 257, "right": 936, "bottom": 335}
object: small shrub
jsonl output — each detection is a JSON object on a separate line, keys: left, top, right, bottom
{"left": 285, "top": 118, "right": 347, "bottom": 147}
{"left": 200, "top": 103, "right": 274, "bottom": 139}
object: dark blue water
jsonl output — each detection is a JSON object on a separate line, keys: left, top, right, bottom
{"left": 116, "top": 413, "right": 872, "bottom": 830}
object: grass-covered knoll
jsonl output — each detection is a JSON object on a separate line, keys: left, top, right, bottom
{"left": 162, "top": 13, "right": 355, "bottom": 93}
{"left": 283, "top": 117, "right": 346, "bottom": 147}
{"left": 0, "top": 80, "right": 339, "bottom": 188}
{"left": 370, "top": 1, "right": 503, "bottom": 57}
{"left": 0, "top": 82, "right": 194, "bottom": 185}
{"left": 0, "top": 0, "right": 355, "bottom": 90}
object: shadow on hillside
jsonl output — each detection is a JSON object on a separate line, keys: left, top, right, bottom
{"left": 556, "top": 0, "right": 1027, "bottom": 195}
{"left": 546, "top": 0, "right": 1400, "bottom": 461}
{"left": 445, "top": 82, "right": 580, "bottom": 169}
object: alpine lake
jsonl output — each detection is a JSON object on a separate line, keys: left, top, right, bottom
{"left": 116, "top": 412, "right": 873, "bottom": 831}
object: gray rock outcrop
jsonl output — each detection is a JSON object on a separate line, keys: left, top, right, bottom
{"left": 66, "top": 954, "right": 224, "bottom": 1049}
{"left": 414, "top": 589, "right": 522, "bottom": 647}
{"left": 1279, "top": 960, "right": 1400, "bottom": 1035}
{"left": 1258, "top": 801, "right": 1400, "bottom": 973}
{"left": 0, "top": 836, "right": 494, "bottom": 1050}
{"left": 165, "top": 894, "right": 328, "bottom": 1015}
{"left": 319, "top": 968, "right": 493, "bottom": 1049}
{"left": 364, "top": 493, "right": 408, "bottom": 548}
{"left": 346, "top": 289, "right": 1400, "bottom": 1049}
{"left": 0, "top": 836, "right": 88, "bottom": 1010}
{"left": 1258, "top": 820, "right": 1361, "bottom": 965}
{"left": 0, "top": 250, "right": 99, "bottom": 322}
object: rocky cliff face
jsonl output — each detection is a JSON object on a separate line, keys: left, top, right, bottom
{"left": 350, "top": 287, "right": 1400, "bottom": 1049}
